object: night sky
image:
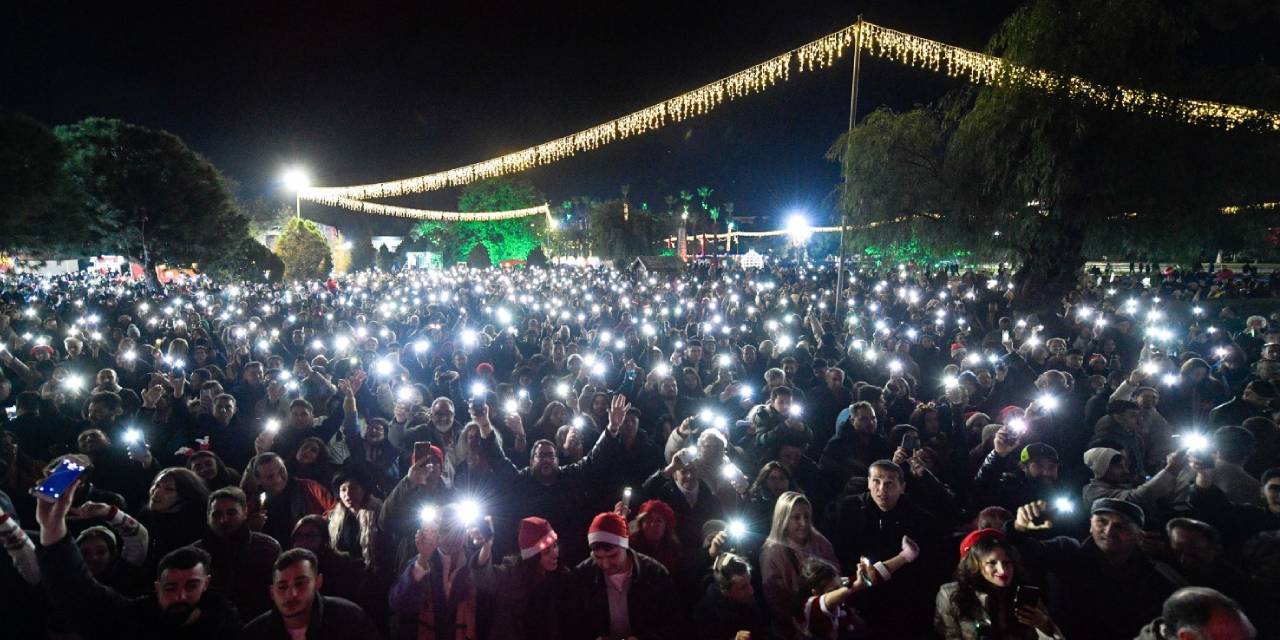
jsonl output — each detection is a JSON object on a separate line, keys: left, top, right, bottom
{"left": 3, "top": 1, "right": 1023, "bottom": 235}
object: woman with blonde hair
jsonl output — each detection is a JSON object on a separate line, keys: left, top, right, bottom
{"left": 759, "top": 491, "right": 838, "bottom": 639}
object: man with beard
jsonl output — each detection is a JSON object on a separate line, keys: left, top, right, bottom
{"left": 34, "top": 476, "right": 242, "bottom": 639}
{"left": 975, "top": 435, "right": 1066, "bottom": 513}
{"left": 244, "top": 548, "right": 377, "bottom": 639}
{"left": 194, "top": 487, "right": 281, "bottom": 620}
{"left": 1008, "top": 497, "right": 1182, "bottom": 640}
{"left": 488, "top": 393, "right": 629, "bottom": 563}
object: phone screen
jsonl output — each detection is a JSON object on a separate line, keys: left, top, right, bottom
{"left": 413, "top": 442, "right": 435, "bottom": 465}
{"left": 1014, "top": 585, "right": 1042, "bottom": 610}
{"left": 34, "top": 458, "right": 88, "bottom": 503}
{"left": 902, "top": 432, "right": 920, "bottom": 453}
{"left": 4, "top": 406, "right": 15, "bottom": 420}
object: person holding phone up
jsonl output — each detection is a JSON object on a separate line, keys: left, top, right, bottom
{"left": 935, "top": 528, "right": 1064, "bottom": 639}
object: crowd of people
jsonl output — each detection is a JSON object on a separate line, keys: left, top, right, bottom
{"left": 0, "top": 258, "right": 1275, "bottom": 639}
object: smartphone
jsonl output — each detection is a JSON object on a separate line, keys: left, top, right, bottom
{"left": 902, "top": 432, "right": 920, "bottom": 454}
{"left": 1014, "top": 585, "right": 1042, "bottom": 610}
{"left": 33, "top": 458, "right": 88, "bottom": 503}
{"left": 413, "top": 442, "right": 436, "bottom": 465}
{"left": 625, "top": 368, "right": 637, "bottom": 382}
{"left": 4, "top": 406, "right": 15, "bottom": 420}
{"left": 1191, "top": 450, "right": 1216, "bottom": 469}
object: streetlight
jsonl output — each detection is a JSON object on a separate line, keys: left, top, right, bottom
{"left": 785, "top": 213, "right": 812, "bottom": 244}
{"left": 282, "top": 168, "right": 311, "bottom": 220}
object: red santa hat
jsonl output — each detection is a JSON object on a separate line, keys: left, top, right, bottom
{"left": 587, "top": 512, "right": 629, "bottom": 549}
{"left": 959, "top": 528, "right": 1006, "bottom": 559}
{"left": 518, "top": 517, "right": 559, "bottom": 560}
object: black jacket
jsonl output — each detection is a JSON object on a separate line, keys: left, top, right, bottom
{"left": 243, "top": 594, "right": 379, "bottom": 640}
{"left": 570, "top": 549, "right": 676, "bottom": 640}
{"left": 1004, "top": 522, "right": 1182, "bottom": 640}
{"left": 194, "top": 525, "right": 282, "bottom": 620}
{"left": 693, "top": 581, "right": 767, "bottom": 640}
{"left": 37, "top": 535, "right": 243, "bottom": 640}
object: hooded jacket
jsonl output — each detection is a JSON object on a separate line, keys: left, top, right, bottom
{"left": 1081, "top": 447, "right": 1179, "bottom": 525}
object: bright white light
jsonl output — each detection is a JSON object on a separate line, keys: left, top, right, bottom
{"left": 721, "top": 463, "right": 741, "bottom": 480}
{"left": 556, "top": 382, "right": 570, "bottom": 398}
{"left": 727, "top": 519, "right": 748, "bottom": 539}
{"left": 471, "top": 382, "right": 487, "bottom": 398}
{"left": 413, "top": 340, "right": 429, "bottom": 353}
{"left": 1008, "top": 418, "right": 1027, "bottom": 434}
{"left": 1052, "top": 497, "right": 1075, "bottom": 514}
{"left": 785, "top": 214, "right": 813, "bottom": 243}
{"left": 375, "top": 359, "right": 394, "bottom": 376}
{"left": 1183, "top": 433, "right": 1210, "bottom": 452}
{"left": 461, "top": 330, "right": 478, "bottom": 347}
{"left": 397, "top": 387, "right": 417, "bottom": 403}
{"left": 504, "top": 399, "right": 518, "bottom": 414}
{"left": 1037, "top": 394, "right": 1059, "bottom": 411}
{"left": 419, "top": 506, "right": 439, "bottom": 525}
{"left": 654, "top": 363, "right": 671, "bottom": 377}
{"left": 334, "top": 336, "right": 351, "bottom": 351}
{"left": 717, "top": 354, "right": 732, "bottom": 368}
{"left": 456, "top": 499, "right": 482, "bottom": 525}
{"left": 282, "top": 167, "right": 311, "bottom": 191}
{"left": 265, "top": 419, "right": 280, "bottom": 433}
{"left": 1161, "top": 373, "right": 1179, "bottom": 386}
{"left": 1142, "top": 362, "right": 1160, "bottom": 375}
{"left": 122, "top": 429, "right": 143, "bottom": 445}
{"left": 788, "top": 404, "right": 803, "bottom": 418}
{"left": 943, "top": 375, "right": 959, "bottom": 390}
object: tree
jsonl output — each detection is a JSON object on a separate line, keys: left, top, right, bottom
{"left": 0, "top": 115, "right": 86, "bottom": 256}
{"left": 207, "top": 238, "right": 284, "bottom": 283}
{"left": 349, "top": 232, "right": 376, "bottom": 271}
{"left": 467, "top": 243, "right": 492, "bottom": 268}
{"left": 832, "top": 0, "right": 1280, "bottom": 308}
{"left": 587, "top": 199, "right": 668, "bottom": 260}
{"left": 415, "top": 177, "right": 547, "bottom": 265}
{"left": 273, "top": 218, "right": 332, "bottom": 281}
{"left": 241, "top": 197, "right": 293, "bottom": 239}
{"left": 56, "top": 118, "right": 251, "bottom": 289}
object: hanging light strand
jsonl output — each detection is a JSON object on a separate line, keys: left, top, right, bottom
{"left": 304, "top": 20, "right": 1280, "bottom": 209}
{"left": 305, "top": 195, "right": 550, "bottom": 222}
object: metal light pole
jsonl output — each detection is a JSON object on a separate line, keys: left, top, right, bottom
{"left": 834, "top": 16, "right": 863, "bottom": 317}
{"left": 282, "top": 168, "right": 311, "bottom": 221}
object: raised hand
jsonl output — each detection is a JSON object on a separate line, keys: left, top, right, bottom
{"left": 607, "top": 393, "right": 629, "bottom": 434}
{"left": 1014, "top": 500, "right": 1053, "bottom": 532}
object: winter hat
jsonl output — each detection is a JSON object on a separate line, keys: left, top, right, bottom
{"left": 412, "top": 443, "right": 444, "bottom": 467}
{"left": 1083, "top": 447, "right": 1124, "bottom": 479}
{"left": 1091, "top": 498, "right": 1145, "bottom": 528}
{"left": 637, "top": 500, "right": 677, "bottom": 530}
{"left": 959, "top": 528, "right": 1005, "bottom": 559}
{"left": 475, "top": 362, "right": 494, "bottom": 377}
{"left": 1019, "top": 443, "right": 1059, "bottom": 464}
{"left": 587, "top": 512, "right": 629, "bottom": 549}
{"left": 518, "top": 517, "right": 559, "bottom": 560}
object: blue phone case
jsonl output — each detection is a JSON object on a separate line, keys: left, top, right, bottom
{"left": 33, "top": 458, "right": 87, "bottom": 503}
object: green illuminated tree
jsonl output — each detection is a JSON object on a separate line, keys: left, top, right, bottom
{"left": 414, "top": 177, "right": 546, "bottom": 265}
{"left": 273, "top": 218, "right": 332, "bottom": 280}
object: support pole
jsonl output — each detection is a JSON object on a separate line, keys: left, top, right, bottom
{"left": 834, "top": 17, "right": 862, "bottom": 319}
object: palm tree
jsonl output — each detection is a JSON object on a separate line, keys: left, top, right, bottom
{"left": 664, "top": 194, "right": 676, "bottom": 216}
{"left": 696, "top": 186, "right": 714, "bottom": 211}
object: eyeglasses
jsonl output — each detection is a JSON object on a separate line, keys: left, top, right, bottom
{"left": 432, "top": 411, "right": 453, "bottom": 418}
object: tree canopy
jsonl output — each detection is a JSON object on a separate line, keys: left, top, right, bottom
{"left": 274, "top": 218, "right": 333, "bottom": 281}
{"left": 833, "top": 0, "right": 1280, "bottom": 308}
{"left": 0, "top": 115, "right": 86, "bottom": 255}
{"left": 55, "top": 117, "right": 252, "bottom": 287}
{"left": 414, "top": 177, "right": 546, "bottom": 265}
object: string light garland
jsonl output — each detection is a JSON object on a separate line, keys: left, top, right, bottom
{"left": 304, "top": 20, "right": 1280, "bottom": 212}
{"left": 305, "top": 195, "right": 550, "bottom": 222}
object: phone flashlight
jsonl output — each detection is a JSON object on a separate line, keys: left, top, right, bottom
{"left": 727, "top": 519, "right": 748, "bottom": 539}
{"left": 419, "top": 505, "right": 439, "bottom": 526}
{"left": 264, "top": 419, "right": 280, "bottom": 434}
{"left": 122, "top": 429, "right": 143, "bottom": 446}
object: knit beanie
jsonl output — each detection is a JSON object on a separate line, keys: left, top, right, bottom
{"left": 1083, "top": 447, "right": 1124, "bottom": 479}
